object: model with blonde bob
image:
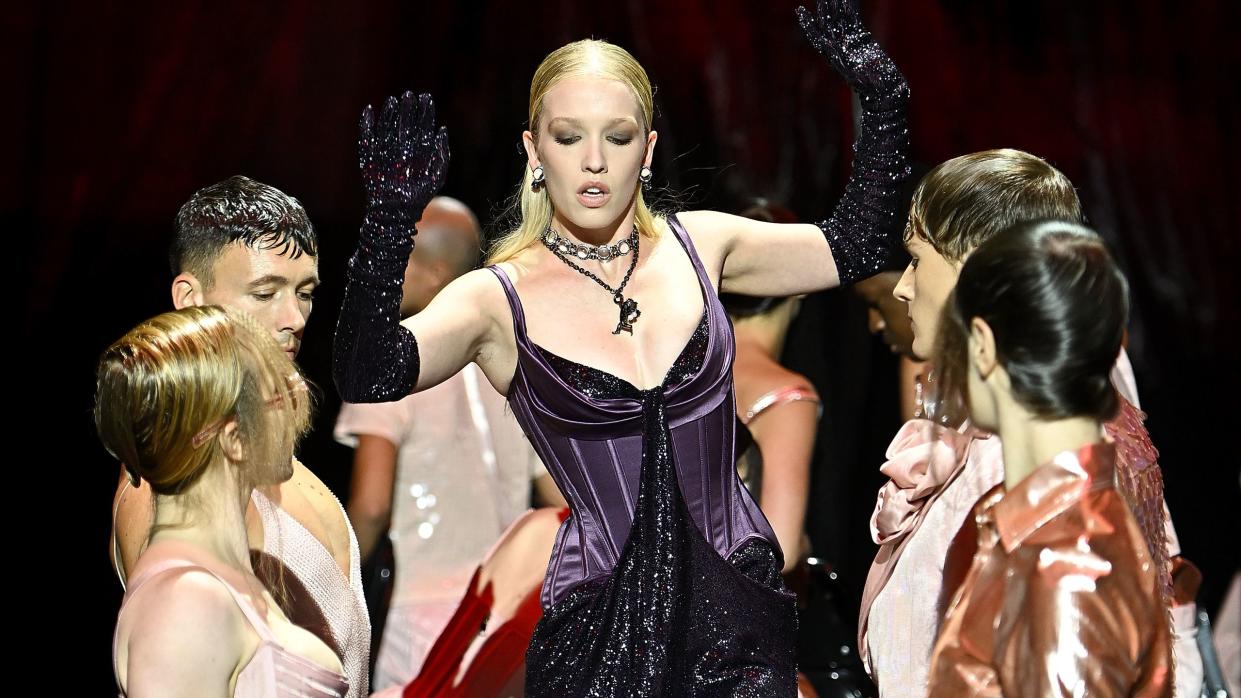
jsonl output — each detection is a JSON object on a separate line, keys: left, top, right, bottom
{"left": 100, "top": 306, "right": 348, "bottom": 697}
{"left": 97, "top": 306, "right": 310, "bottom": 498}
{"left": 335, "top": 2, "right": 911, "bottom": 692}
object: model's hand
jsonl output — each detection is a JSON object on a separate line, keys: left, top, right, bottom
{"left": 335, "top": 92, "right": 446, "bottom": 403}
{"left": 796, "top": 0, "right": 907, "bottom": 105}
{"left": 358, "top": 91, "right": 450, "bottom": 222}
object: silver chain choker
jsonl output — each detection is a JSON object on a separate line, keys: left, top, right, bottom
{"left": 542, "top": 227, "right": 636, "bottom": 262}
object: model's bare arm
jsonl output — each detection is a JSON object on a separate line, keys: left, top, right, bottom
{"left": 118, "top": 570, "right": 245, "bottom": 697}
{"left": 346, "top": 435, "right": 397, "bottom": 563}
{"left": 686, "top": 1, "right": 910, "bottom": 298}
{"left": 749, "top": 398, "right": 818, "bottom": 572}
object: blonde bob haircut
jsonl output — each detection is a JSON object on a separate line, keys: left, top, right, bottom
{"left": 95, "top": 305, "right": 311, "bottom": 498}
{"left": 906, "top": 149, "right": 1082, "bottom": 263}
{"left": 488, "top": 39, "right": 663, "bottom": 265}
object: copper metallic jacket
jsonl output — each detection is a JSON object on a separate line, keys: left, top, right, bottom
{"left": 927, "top": 443, "right": 1171, "bottom": 697}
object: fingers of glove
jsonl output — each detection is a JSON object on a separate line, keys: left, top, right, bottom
{"left": 430, "top": 126, "right": 451, "bottom": 180}
{"left": 828, "top": 0, "right": 854, "bottom": 23}
{"left": 797, "top": 4, "right": 844, "bottom": 66}
{"left": 414, "top": 93, "right": 437, "bottom": 145}
{"left": 398, "top": 90, "right": 417, "bottom": 146}
{"left": 379, "top": 95, "right": 400, "bottom": 143}
{"left": 802, "top": 2, "right": 906, "bottom": 101}
{"left": 795, "top": 5, "right": 815, "bottom": 35}
{"left": 359, "top": 104, "right": 376, "bottom": 140}
{"left": 819, "top": 0, "right": 839, "bottom": 26}
{"left": 358, "top": 104, "right": 376, "bottom": 165}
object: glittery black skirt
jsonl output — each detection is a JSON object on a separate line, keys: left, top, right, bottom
{"left": 525, "top": 390, "right": 797, "bottom": 697}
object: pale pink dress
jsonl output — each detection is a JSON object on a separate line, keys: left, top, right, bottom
{"left": 115, "top": 546, "right": 349, "bottom": 697}
{"left": 113, "top": 483, "right": 371, "bottom": 697}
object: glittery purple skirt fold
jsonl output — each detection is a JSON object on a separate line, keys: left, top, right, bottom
{"left": 525, "top": 389, "right": 797, "bottom": 697}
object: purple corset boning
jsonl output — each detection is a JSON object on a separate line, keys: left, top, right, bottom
{"left": 487, "top": 215, "right": 780, "bottom": 610}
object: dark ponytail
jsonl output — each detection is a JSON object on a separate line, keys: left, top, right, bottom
{"left": 937, "top": 220, "right": 1129, "bottom": 421}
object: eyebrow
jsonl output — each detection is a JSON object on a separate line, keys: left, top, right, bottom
{"left": 247, "top": 274, "right": 321, "bottom": 288}
{"left": 547, "top": 117, "right": 639, "bottom": 128}
{"left": 248, "top": 275, "right": 288, "bottom": 288}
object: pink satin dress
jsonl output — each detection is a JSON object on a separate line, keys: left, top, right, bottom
{"left": 115, "top": 546, "right": 350, "bottom": 697}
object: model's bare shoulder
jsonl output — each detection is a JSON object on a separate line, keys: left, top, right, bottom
{"left": 677, "top": 209, "right": 750, "bottom": 233}
{"left": 117, "top": 567, "right": 247, "bottom": 695}
{"left": 268, "top": 459, "right": 352, "bottom": 575}
{"left": 673, "top": 210, "right": 740, "bottom": 278}
{"left": 462, "top": 266, "right": 515, "bottom": 328}
{"left": 674, "top": 209, "right": 729, "bottom": 246}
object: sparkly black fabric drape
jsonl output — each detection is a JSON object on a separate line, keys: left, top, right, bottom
{"left": 14, "top": 1, "right": 1235, "bottom": 692}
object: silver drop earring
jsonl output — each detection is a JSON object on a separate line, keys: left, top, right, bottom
{"left": 639, "top": 166, "right": 653, "bottom": 189}
{"left": 531, "top": 165, "right": 546, "bottom": 190}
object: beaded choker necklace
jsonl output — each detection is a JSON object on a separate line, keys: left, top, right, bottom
{"left": 542, "top": 228, "right": 635, "bottom": 262}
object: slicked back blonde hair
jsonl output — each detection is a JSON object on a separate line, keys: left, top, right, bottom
{"left": 488, "top": 39, "right": 662, "bottom": 265}
{"left": 94, "top": 306, "right": 311, "bottom": 497}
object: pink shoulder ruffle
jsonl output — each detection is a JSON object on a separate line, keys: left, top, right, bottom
{"left": 870, "top": 419, "right": 976, "bottom": 545}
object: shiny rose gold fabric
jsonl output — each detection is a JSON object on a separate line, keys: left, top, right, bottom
{"left": 928, "top": 443, "right": 1171, "bottom": 697}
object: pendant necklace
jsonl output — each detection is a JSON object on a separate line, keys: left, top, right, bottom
{"left": 541, "top": 226, "right": 642, "bottom": 335}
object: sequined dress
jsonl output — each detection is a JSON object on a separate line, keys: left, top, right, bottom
{"left": 487, "top": 214, "right": 796, "bottom": 696}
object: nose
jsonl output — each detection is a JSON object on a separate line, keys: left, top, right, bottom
{"left": 582, "top": 138, "right": 606, "bottom": 174}
{"left": 893, "top": 264, "right": 915, "bottom": 303}
{"left": 277, "top": 293, "right": 309, "bottom": 338}
{"left": 867, "top": 308, "right": 885, "bottom": 335}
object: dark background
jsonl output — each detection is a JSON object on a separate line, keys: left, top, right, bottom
{"left": 10, "top": 1, "right": 1237, "bottom": 691}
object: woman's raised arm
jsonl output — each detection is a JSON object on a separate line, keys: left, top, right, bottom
{"left": 699, "top": 0, "right": 911, "bottom": 298}
{"left": 333, "top": 92, "right": 495, "bottom": 402}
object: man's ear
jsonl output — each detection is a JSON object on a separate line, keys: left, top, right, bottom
{"left": 171, "top": 272, "right": 206, "bottom": 310}
{"left": 969, "top": 316, "right": 998, "bottom": 379}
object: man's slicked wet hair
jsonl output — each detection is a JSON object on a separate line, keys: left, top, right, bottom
{"left": 170, "top": 175, "right": 318, "bottom": 286}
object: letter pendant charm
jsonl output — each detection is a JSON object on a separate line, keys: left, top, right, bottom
{"left": 612, "top": 294, "right": 641, "bottom": 335}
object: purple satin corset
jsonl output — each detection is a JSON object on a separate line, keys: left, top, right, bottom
{"left": 487, "top": 214, "right": 779, "bottom": 610}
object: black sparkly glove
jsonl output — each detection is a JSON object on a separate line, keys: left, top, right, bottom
{"left": 797, "top": 0, "right": 911, "bottom": 285}
{"left": 333, "top": 92, "right": 450, "bottom": 403}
